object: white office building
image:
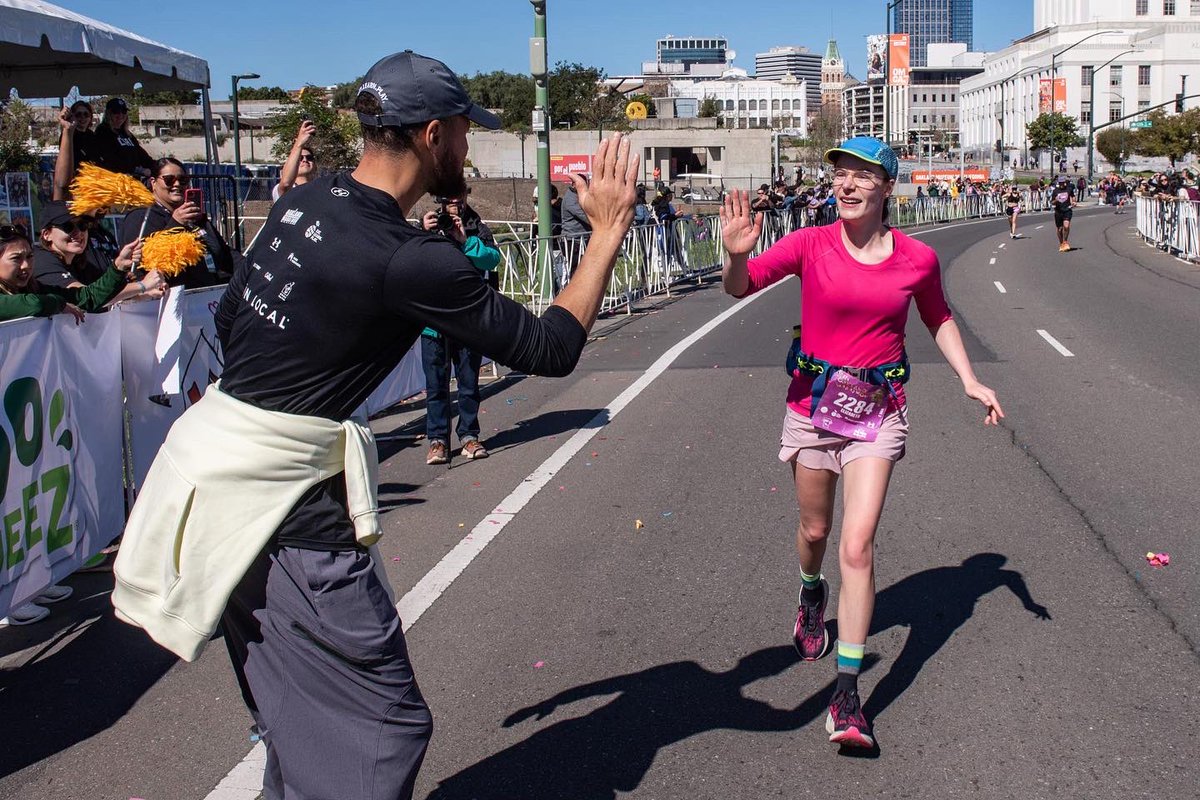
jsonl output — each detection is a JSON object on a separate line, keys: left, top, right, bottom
{"left": 959, "top": 0, "right": 1200, "bottom": 170}
{"left": 671, "top": 69, "right": 809, "bottom": 132}
{"left": 755, "top": 46, "right": 823, "bottom": 112}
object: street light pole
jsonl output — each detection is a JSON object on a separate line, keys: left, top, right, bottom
{"left": 231, "top": 72, "right": 260, "bottom": 180}
{"left": 883, "top": 0, "right": 904, "bottom": 147}
{"left": 530, "top": 1, "right": 552, "bottom": 305}
{"left": 1087, "top": 49, "right": 1139, "bottom": 183}
{"left": 1048, "top": 29, "right": 1118, "bottom": 176}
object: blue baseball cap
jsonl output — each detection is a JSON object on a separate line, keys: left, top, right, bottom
{"left": 356, "top": 50, "right": 501, "bottom": 130}
{"left": 824, "top": 137, "right": 899, "bottom": 179}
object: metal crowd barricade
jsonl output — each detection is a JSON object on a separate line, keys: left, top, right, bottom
{"left": 1135, "top": 195, "right": 1200, "bottom": 262}
{"left": 188, "top": 173, "right": 241, "bottom": 249}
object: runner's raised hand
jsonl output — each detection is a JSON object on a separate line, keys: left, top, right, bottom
{"left": 720, "top": 189, "right": 763, "bottom": 256}
{"left": 573, "top": 133, "right": 639, "bottom": 234}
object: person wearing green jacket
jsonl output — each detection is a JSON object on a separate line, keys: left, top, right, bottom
{"left": 418, "top": 195, "right": 501, "bottom": 465}
{"left": 0, "top": 222, "right": 154, "bottom": 324}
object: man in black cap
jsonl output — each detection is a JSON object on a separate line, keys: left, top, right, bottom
{"left": 115, "top": 50, "right": 639, "bottom": 800}
{"left": 92, "top": 97, "right": 155, "bottom": 176}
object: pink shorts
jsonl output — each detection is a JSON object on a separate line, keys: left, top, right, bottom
{"left": 778, "top": 405, "right": 909, "bottom": 474}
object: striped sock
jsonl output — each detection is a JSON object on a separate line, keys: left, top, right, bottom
{"left": 799, "top": 568, "right": 823, "bottom": 603}
{"left": 836, "top": 641, "right": 865, "bottom": 692}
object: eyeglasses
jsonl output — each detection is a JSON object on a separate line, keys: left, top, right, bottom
{"left": 0, "top": 223, "right": 29, "bottom": 241}
{"left": 73, "top": 110, "right": 93, "bottom": 119}
{"left": 298, "top": 154, "right": 315, "bottom": 163}
{"left": 832, "top": 169, "right": 886, "bottom": 188}
{"left": 52, "top": 219, "right": 94, "bottom": 235}
{"left": 157, "top": 174, "right": 190, "bottom": 187}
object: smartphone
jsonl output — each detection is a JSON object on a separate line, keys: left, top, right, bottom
{"left": 184, "top": 188, "right": 203, "bottom": 207}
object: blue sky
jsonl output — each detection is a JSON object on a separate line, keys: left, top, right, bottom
{"left": 60, "top": 1, "right": 1032, "bottom": 96}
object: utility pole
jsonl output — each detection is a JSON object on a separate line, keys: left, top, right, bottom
{"left": 530, "top": 1, "right": 552, "bottom": 305}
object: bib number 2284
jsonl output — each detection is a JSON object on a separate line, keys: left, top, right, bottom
{"left": 811, "top": 370, "right": 889, "bottom": 442}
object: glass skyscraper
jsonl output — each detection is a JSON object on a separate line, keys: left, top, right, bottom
{"left": 892, "top": 0, "right": 973, "bottom": 67}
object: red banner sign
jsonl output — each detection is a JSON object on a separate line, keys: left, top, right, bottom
{"left": 888, "top": 34, "right": 910, "bottom": 86}
{"left": 550, "top": 154, "right": 592, "bottom": 182}
{"left": 1039, "top": 78, "right": 1053, "bottom": 113}
{"left": 1052, "top": 77, "right": 1067, "bottom": 113}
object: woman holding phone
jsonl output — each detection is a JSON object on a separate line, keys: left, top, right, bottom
{"left": 119, "top": 158, "right": 235, "bottom": 288}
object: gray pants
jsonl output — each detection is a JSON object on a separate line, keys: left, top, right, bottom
{"left": 222, "top": 545, "right": 433, "bottom": 800}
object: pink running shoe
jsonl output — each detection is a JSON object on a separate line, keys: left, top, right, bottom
{"left": 826, "top": 688, "right": 875, "bottom": 748}
{"left": 792, "top": 579, "right": 830, "bottom": 660}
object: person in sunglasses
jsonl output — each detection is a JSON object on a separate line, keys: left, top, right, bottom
{"left": 33, "top": 201, "right": 164, "bottom": 305}
{"left": 0, "top": 221, "right": 150, "bottom": 322}
{"left": 119, "top": 157, "right": 236, "bottom": 288}
{"left": 273, "top": 119, "right": 317, "bottom": 202}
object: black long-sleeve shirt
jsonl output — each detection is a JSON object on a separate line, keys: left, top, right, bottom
{"left": 119, "top": 203, "right": 234, "bottom": 288}
{"left": 91, "top": 123, "right": 155, "bottom": 176}
{"left": 214, "top": 172, "right": 587, "bottom": 549}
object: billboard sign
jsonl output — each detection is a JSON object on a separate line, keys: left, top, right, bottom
{"left": 1039, "top": 78, "right": 1053, "bottom": 113}
{"left": 550, "top": 154, "right": 592, "bottom": 183}
{"left": 1053, "top": 77, "right": 1067, "bottom": 113}
{"left": 867, "top": 35, "right": 886, "bottom": 82}
{"left": 888, "top": 34, "right": 910, "bottom": 86}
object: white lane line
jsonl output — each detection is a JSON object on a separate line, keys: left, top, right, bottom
{"left": 989, "top": 257, "right": 996, "bottom": 265}
{"left": 206, "top": 212, "right": 1019, "bottom": 799}
{"left": 396, "top": 285, "right": 776, "bottom": 629}
{"left": 1037, "top": 329, "right": 1075, "bottom": 357}
{"left": 994, "top": 281, "right": 1007, "bottom": 293}
{"left": 998, "top": 243, "right": 1006, "bottom": 249}
{"left": 1035, "top": 224, "right": 1045, "bottom": 230}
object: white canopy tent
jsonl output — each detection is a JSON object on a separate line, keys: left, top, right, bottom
{"left": 0, "top": 0, "right": 218, "bottom": 164}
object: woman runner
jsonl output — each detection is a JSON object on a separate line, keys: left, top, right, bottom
{"left": 1004, "top": 184, "right": 1023, "bottom": 238}
{"left": 719, "top": 137, "right": 1004, "bottom": 749}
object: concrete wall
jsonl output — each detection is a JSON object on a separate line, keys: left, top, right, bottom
{"left": 140, "top": 132, "right": 284, "bottom": 164}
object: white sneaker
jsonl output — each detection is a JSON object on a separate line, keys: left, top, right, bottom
{"left": 35, "top": 584, "right": 72, "bottom": 604}
{"left": 1, "top": 603, "right": 50, "bottom": 626}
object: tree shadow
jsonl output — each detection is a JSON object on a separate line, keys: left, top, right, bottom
{"left": 425, "top": 646, "right": 878, "bottom": 799}
{"left": 862, "top": 552, "right": 1051, "bottom": 722}
{"left": 0, "top": 578, "right": 178, "bottom": 778}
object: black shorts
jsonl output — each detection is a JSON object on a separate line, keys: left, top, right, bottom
{"left": 1054, "top": 209, "right": 1073, "bottom": 227}
{"left": 1006, "top": 206, "right": 1019, "bottom": 216}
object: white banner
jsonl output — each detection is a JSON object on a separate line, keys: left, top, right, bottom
{"left": 0, "top": 313, "right": 124, "bottom": 618}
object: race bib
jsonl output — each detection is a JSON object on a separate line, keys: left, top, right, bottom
{"left": 1056, "top": 192, "right": 1069, "bottom": 204}
{"left": 811, "top": 370, "right": 888, "bottom": 442}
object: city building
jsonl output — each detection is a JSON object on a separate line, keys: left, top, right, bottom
{"left": 755, "top": 46, "right": 822, "bottom": 112}
{"left": 893, "top": 0, "right": 974, "bottom": 67}
{"left": 845, "top": 42, "right": 983, "bottom": 153}
{"left": 671, "top": 69, "right": 809, "bottom": 132}
{"left": 643, "top": 36, "right": 734, "bottom": 79}
{"left": 821, "top": 39, "right": 849, "bottom": 117}
{"left": 958, "top": 0, "right": 1200, "bottom": 170}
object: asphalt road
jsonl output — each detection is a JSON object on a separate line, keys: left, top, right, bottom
{"left": 1, "top": 205, "right": 1197, "bottom": 799}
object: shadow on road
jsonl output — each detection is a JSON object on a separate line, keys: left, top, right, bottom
{"left": 0, "top": 578, "right": 177, "bottom": 779}
{"left": 426, "top": 646, "right": 877, "bottom": 800}
{"left": 863, "top": 553, "right": 1051, "bottom": 721}
{"left": 478, "top": 408, "right": 608, "bottom": 456}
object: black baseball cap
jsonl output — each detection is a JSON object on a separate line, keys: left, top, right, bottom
{"left": 39, "top": 201, "right": 75, "bottom": 230}
{"left": 356, "top": 50, "right": 501, "bottom": 130}
{"left": 106, "top": 97, "right": 128, "bottom": 113}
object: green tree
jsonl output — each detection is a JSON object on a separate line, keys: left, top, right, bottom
{"left": 548, "top": 61, "right": 607, "bottom": 129}
{"left": 461, "top": 70, "right": 535, "bottom": 130}
{"left": 235, "top": 86, "right": 293, "bottom": 102}
{"left": 799, "top": 108, "right": 843, "bottom": 165}
{"left": 1132, "top": 108, "right": 1200, "bottom": 168}
{"left": 1094, "top": 127, "right": 1136, "bottom": 171}
{"left": 329, "top": 77, "right": 364, "bottom": 110}
{"left": 698, "top": 96, "right": 722, "bottom": 119}
{"left": 266, "top": 88, "right": 360, "bottom": 169}
{"left": 0, "top": 99, "right": 39, "bottom": 173}
{"left": 1025, "top": 112, "right": 1085, "bottom": 153}
{"left": 134, "top": 89, "right": 199, "bottom": 106}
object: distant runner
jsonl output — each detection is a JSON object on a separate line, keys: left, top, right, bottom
{"left": 1052, "top": 176, "right": 1076, "bottom": 252}
{"left": 1004, "top": 184, "right": 1023, "bottom": 239}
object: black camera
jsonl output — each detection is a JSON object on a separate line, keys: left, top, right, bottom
{"left": 435, "top": 198, "right": 456, "bottom": 232}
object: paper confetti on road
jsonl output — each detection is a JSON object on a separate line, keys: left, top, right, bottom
{"left": 533, "top": 661, "right": 545, "bottom": 669}
{"left": 635, "top": 519, "right": 645, "bottom": 529}
{"left": 1146, "top": 552, "right": 1171, "bottom": 567}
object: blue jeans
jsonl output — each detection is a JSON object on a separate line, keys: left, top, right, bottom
{"left": 421, "top": 334, "right": 483, "bottom": 445}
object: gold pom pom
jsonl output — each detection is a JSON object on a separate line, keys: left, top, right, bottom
{"left": 141, "top": 228, "right": 206, "bottom": 277}
{"left": 67, "top": 164, "right": 156, "bottom": 217}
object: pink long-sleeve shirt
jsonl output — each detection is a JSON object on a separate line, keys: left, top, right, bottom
{"left": 741, "top": 220, "right": 953, "bottom": 416}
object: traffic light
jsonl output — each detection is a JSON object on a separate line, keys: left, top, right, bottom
{"left": 1176, "top": 93, "right": 1185, "bottom": 113}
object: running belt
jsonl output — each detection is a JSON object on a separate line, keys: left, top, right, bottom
{"left": 785, "top": 326, "right": 911, "bottom": 410}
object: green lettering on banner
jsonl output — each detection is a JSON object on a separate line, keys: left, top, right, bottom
{"left": 3, "top": 507, "right": 22, "bottom": 569}
{"left": 0, "top": 426, "right": 8, "bottom": 506}
{"left": 5, "top": 377, "right": 44, "bottom": 468}
{"left": 21, "top": 480, "right": 42, "bottom": 549}
{"left": 41, "top": 465, "right": 73, "bottom": 553}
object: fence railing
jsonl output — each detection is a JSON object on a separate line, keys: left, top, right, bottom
{"left": 1135, "top": 195, "right": 1200, "bottom": 262}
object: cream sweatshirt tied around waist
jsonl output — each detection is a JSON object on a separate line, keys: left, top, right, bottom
{"left": 111, "top": 382, "right": 382, "bottom": 662}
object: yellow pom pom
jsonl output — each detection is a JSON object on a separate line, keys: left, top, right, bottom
{"left": 67, "top": 164, "right": 156, "bottom": 217}
{"left": 141, "top": 228, "right": 206, "bottom": 277}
